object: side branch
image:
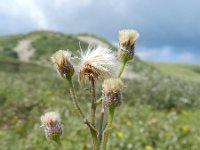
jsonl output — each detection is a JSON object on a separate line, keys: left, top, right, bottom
{"left": 68, "top": 78, "right": 96, "bottom": 133}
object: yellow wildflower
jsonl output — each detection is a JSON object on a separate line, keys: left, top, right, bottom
{"left": 126, "top": 120, "right": 132, "bottom": 127}
{"left": 145, "top": 145, "right": 153, "bottom": 150}
{"left": 181, "top": 126, "right": 190, "bottom": 134}
{"left": 116, "top": 131, "right": 123, "bottom": 139}
{"left": 12, "top": 115, "right": 18, "bottom": 120}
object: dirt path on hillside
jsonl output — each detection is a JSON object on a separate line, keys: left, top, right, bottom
{"left": 14, "top": 39, "right": 35, "bottom": 62}
{"left": 76, "top": 35, "right": 110, "bottom": 48}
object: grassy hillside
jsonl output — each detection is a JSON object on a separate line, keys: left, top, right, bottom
{"left": 0, "top": 31, "right": 200, "bottom": 150}
{"left": 0, "top": 31, "right": 89, "bottom": 63}
{"left": 0, "top": 30, "right": 136, "bottom": 63}
{"left": 148, "top": 62, "right": 200, "bottom": 82}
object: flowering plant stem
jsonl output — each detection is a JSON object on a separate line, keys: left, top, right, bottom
{"left": 90, "top": 78, "right": 97, "bottom": 126}
{"left": 101, "top": 107, "right": 115, "bottom": 150}
{"left": 68, "top": 78, "right": 86, "bottom": 120}
{"left": 89, "top": 78, "right": 99, "bottom": 149}
{"left": 68, "top": 78, "right": 99, "bottom": 150}
{"left": 118, "top": 60, "right": 127, "bottom": 78}
{"left": 98, "top": 103, "right": 105, "bottom": 142}
{"left": 55, "top": 137, "right": 63, "bottom": 150}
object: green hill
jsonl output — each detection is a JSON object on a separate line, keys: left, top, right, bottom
{"left": 0, "top": 31, "right": 89, "bottom": 62}
{"left": 0, "top": 31, "right": 200, "bottom": 150}
{"left": 0, "top": 31, "right": 118, "bottom": 63}
{"left": 148, "top": 62, "right": 200, "bottom": 82}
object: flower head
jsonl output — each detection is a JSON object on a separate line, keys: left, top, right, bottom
{"left": 41, "top": 112, "right": 62, "bottom": 141}
{"left": 51, "top": 50, "right": 74, "bottom": 79}
{"left": 79, "top": 46, "right": 116, "bottom": 81}
{"left": 118, "top": 29, "right": 139, "bottom": 62}
{"left": 102, "top": 78, "right": 123, "bottom": 107}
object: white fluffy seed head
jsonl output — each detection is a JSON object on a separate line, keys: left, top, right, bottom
{"left": 79, "top": 46, "right": 117, "bottom": 81}
{"left": 51, "top": 50, "right": 74, "bottom": 79}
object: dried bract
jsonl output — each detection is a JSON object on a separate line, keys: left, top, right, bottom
{"left": 51, "top": 50, "right": 74, "bottom": 79}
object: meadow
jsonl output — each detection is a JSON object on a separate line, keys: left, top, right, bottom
{"left": 0, "top": 31, "right": 200, "bottom": 150}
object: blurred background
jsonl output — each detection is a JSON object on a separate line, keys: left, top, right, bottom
{"left": 0, "top": 0, "right": 200, "bottom": 150}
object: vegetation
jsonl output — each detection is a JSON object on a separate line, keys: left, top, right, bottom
{"left": 31, "top": 32, "right": 88, "bottom": 60}
{"left": 0, "top": 31, "right": 89, "bottom": 62}
{"left": 149, "top": 62, "right": 200, "bottom": 82}
{"left": 0, "top": 31, "right": 200, "bottom": 150}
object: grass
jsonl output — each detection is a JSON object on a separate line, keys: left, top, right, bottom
{"left": 0, "top": 31, "right": 89, "bottom": 63}
{"left": 148, "top": 62, "right": 200, "bottom": 82}
{"left": 30, "top": 31, "right": 89, "bottom": 60}
{"left": 0, "top": 31, "right": 200, "bottom": 150}
{"left": 0, "top": 57, "right": 200, "bottom": 150}
{"left": 0, "top": 34, "right": 25, "bottom": 48}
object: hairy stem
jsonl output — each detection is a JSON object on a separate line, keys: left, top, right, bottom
{"left": 101, "top": 107, "right": 115, "bottom": 150}
{"left": 68, "top": 78, "right": 85, "bottom": 120}
{"left": 118, "top": 60, "right": 127, "bottom": 78}
{"left": 98, "top": 103, "right": 105, "bottom": 142}
{"left": 89, "top": 78, "right": 99, "bottom": 150}
{"left": 68, "top": 79, "right": 98, "bottom": 150}
{"left": 90, "top": 78, "right": 97, "bottom": 126}
{"left": 68, "top": 78, "right": 98, "bottom": 150}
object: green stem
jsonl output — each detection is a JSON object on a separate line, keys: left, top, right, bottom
{"left": 98, "top": 103, "right": 105, "bottom": 142}
{"left": 89, "top": 78, "right": 99, "bottom": 150}
{"left": 118, "top": 60, "right": 127, "bottom": 78}
{"left": 101, "top": 107, "right": 115, "bottom": 150}
{"left": 90, "top": 129, "right": 99, "bottom": 150}
{"left": 55, "top": 137, "right": 63, "bottom": 150}
{"left": 96, "top": 98, "right": 102, "bottom": 106}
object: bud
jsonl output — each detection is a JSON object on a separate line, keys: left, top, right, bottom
{"left": 40, "top": 112, "right": 63, "bottom": 141}
{"left": 51, "top": 50, "right": 74, "bottom": 79}
{"left": 118, "top": 29, "right": 139, "bottom": 62}
{"left": 102, "top": 78, "right": 123, "bottom": 108}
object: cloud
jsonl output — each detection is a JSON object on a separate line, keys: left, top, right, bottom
{"left": 137, "top": 46, "right": 199, "bottom": 64}
{"left": 0, "top": 0, "right": 48, "bottom": 34}
{"left": 0, "top": 0, "right": 199, "bottom": 63}
{"left": 176, "top": 52, "right": 195, "bottom": 63}
{"left": 137, "top": 46, "right": 173, "bottom": 62}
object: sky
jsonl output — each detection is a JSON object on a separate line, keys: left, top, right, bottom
{"left": 0, "top": 0, "right": 200, "bottom": 64}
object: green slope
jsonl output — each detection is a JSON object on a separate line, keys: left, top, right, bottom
{"left": 0, "top": 31, "right": 200, "bottom": 150}
{"left": 0, "top": 56, "right": 200, "bottom": 150}
{"left": 148, "top": 62, "right": 200, "bottom": 82}
{"left": 0, "top": 31, "right": 89, "bottom": 62}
